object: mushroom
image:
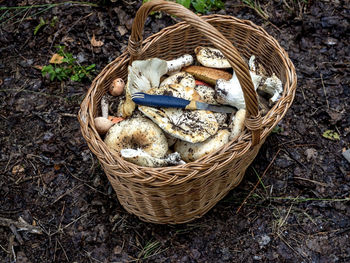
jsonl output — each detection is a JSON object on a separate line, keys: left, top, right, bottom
{"left": 166, "top": 54, "right": 193, "bottom": 73}
{"left": 215, "top": 71, "right": 249, "bottom": 109}
{"left": 120, "top": 149, "right": 185, "bottom": 167}
{"left": 249, "top": 56, "right": 283, "bottom": 105}
{"left": 160, "top": 71, "right": 195, "bottom": 89}
{"left": 120, "top": 55, "right": 194, "bottom": 117}
{"left": 94, "top": 117, "right": 114, "bottom": 135}
{"left": 109, "top": 78, "right": 125, "bottom": 96}
{"left": 229, "top": 109, "right": 246, "bottom": 140}
{"left": 194, "top": 84, "right": 229, "bottom": 127}
{"left": 184, "top": 65, "right": 232, "bottom": 86}
{"left": 195, "top": 46, "right": 231, "bottom": 69}
{"left": 104, "top": 116, "right": 168, "bottom": 158}
{"left": 174, "top": 129, "right": 230, "bottom": 162}
{"left": 94, "top": 95, "right": 114, "bottom": 135}
{"left": 215, "top": 56, "right": 283, "bottom": 109}
{"left": 138, "top": 84, "right": 219, "bottom": 143}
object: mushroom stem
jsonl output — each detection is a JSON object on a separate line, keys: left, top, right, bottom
{"left": 166, "top": 54, "right": 193, "bottom": 73}
{"left": 215, "top": 72, "right": 249, "bottom": 109}
{"left": 101, "top": 95, "right": 109, "bottom": 118}
{"left": 229, "top": 109, "right": 246, "bottom": 140}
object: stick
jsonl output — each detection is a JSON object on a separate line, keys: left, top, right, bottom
{"left": 9, "top": 225, "right": 24, "bottom": 245}
{"left": 236, "top": 149, "right": 281, "bottom": 213}
{"left": 0, "top": 217, "right": 42, "bottom": 234}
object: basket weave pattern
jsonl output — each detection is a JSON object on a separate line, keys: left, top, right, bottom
{"left": 78, "top": 0, "right": 297, "bottom": 224}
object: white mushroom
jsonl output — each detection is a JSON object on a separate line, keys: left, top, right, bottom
{"left": 101, "top": 95, "right": 109, "bottom": 118}
{"left": 160, "top": 71, "right": 195, "bottom": 89}
{"left": 194, "top": 84, "right": 228, "bottom": 126}
{"left": 229, "top": 109, "right": 246, "bottom": 140}
{"left": 166, "top": 54, "right": 193, "bottom": 73}
{"left": 121, "top": 56, "right": 193, "bottom": 117}
{"left": 195, "top": 46, "right": 231, "bottom": 69}
{"left": 215, "top": 72, "right": 250, "bottom": 109}
{"left": 104, "top": 117, "right": 168, "bottom": 158}
{"left": 215, "top": 56, "right": 283, "bottom": 109}
{"left": 174, "top": 129, "right": 230, "bottom": 162}
{"left": 249, "top": 56, "right": 283, "bottom": 105}
{"left": 121, "top": 149, "right": 185, "bottom": 167}
{"left": 138, "top": 84, "right": 219, "bottom": 143}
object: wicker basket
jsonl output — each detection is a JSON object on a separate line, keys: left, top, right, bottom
{"left": 78, "top": 0, "right": 297, "bottom": 224}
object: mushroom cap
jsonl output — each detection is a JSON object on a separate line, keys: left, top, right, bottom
{"left": 175, "top": 129, "right": 230, "bottom": 162}
{"left": 139, "top": 84, "right": 219, "bottom": 143}
{"left": 104, "top": 117, "right": 168, "bottom": 158}
{"left": 109, "top": 78, "right": 125, "bottom": 96}
{"left": 94, "top": 117, "right": 114, "bottom": 135}
{"left": 195, "top": 84, "right": 228, "bottom": 126}
{"left": 160, "top": 71, "right": 195, "bottom": 89}
{"left": 195, "top": 46, "right": 231, "bottom": 69}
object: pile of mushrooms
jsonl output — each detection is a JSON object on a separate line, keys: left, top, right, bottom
{"left": 94, "top": 47, "right": 283, "bottom": 167}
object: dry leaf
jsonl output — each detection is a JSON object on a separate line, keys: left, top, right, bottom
{"left": 90, "top": 34, "right": 104, "bottom": 47}
{"left": 12, "top": 165, "right": 25, "bottom": 175}
{"left": 49, "top": 53, "right": 64, "bottom": 64}
{"left": 33, "top": 65, "right": 43, "bottom": 70}
{"left": 117, "top": 25, "right": 128, "bottom": 36}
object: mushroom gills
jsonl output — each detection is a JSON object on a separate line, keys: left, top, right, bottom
{"left": 121, "top": 149, "right": 185, "bottom": 167}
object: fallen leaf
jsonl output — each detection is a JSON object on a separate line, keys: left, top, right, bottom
{"left": 0, "top": 79, "right": 3, "bottom": 86}
{"left": 117, "top": 25, "right": 128, "bottom": 36}
{"left": 33, "top": 65, "right": 43, "bottom": 70}
{"left": 12, "top": 165, "right": 25, "bottom": 175}
{"left": 90, "top": 34, "right": 104, "bottom": 47}
{"left": 49, "top": 53, "right": 64, "bottom": 64}
{"left": 322, "top": 130, "right": 340, "bottom": 141}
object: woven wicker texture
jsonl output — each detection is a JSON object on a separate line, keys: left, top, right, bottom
{"left": 78, "top": 0, "right": 297, "bottom": 224}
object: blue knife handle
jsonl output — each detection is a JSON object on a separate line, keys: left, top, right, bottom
{"left": 132, "top": 92, "right": 190, "bottom": 109}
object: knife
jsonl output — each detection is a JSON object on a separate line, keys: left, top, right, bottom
{"left": 131, "top": 92, "right": 235, "bottom": 114}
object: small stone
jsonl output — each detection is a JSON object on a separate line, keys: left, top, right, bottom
{"left": 342, "top": 149, "right": 350, "bottom": 163}
{"left": 258, "top": 234, "right": 271, "bottom": 248}
{"left": 113, "top": 245, "right": 123, "bottom": 254}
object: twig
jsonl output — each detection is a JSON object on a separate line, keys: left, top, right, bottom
{"left": 52, "top": 184, "right": 83, "bottom": 204}
{"left": 293, "top": 177, "right": 327, "bottom": 187}
{"left": 0, "top": 217, "right": 42, "bottom": 234}
{"left": 57, "top": 238, "right": 69, "bottom": 262}
{"left": 237, "top": 149, "right": 281, "bottom": 213}
{"left": 320, "top": 73, "right": 329, "bottom": 109}
{"left": 0, "top": 243, "right": 9, "bottom": 254}
{"left": 9, "top": 225, "right": 24, "bottom": 245}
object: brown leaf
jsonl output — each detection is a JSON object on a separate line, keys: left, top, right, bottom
{"left": 90, "top": 34, "right": 104, "bottom": 47}
{"left": 117, "top": 25, "right": 128, "bottom": 36}
{"left": 33, "top": 65, "right": 43, "bottom": 70}
{"left": 49, "top": 53, "right": 64, "bottom": 64}
{"left": 12, "top": 165, "right": 25, "bottom": 175}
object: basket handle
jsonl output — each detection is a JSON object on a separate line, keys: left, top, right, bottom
{"left": 128, "top": 0, "right": 262, "bottom": 145}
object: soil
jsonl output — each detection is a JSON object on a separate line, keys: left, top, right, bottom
{"left": 0, "top": 0, "right": 349, "bottom": 262}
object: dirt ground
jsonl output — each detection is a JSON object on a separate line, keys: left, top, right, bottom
{"left": 0, "top": 0, "right": 349, "bottom": 262}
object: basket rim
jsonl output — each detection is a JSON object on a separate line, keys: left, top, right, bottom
{"left": 78, "top": 14, "right": 297, "bottom": 185}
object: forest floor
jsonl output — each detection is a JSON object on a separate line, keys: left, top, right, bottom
{"left": 0, "top": 0, "right": 349, "bottom": 262}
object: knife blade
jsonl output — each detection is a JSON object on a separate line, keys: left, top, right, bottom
{"left": 131, "top": 92, "right": 235, "bottom": 114}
